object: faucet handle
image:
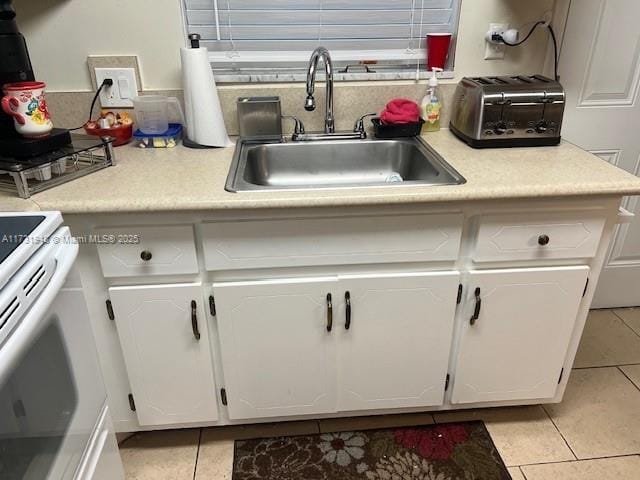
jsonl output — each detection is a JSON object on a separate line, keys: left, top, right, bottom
{"left": 354, "top": 113, "right": 377, "bottom": 135}
{"left": 282, "top": 115, "right": 306, "bottom": 140}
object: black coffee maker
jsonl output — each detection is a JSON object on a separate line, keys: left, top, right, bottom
{"left": 0, "top": 0, "right": 70, "bottom": 158}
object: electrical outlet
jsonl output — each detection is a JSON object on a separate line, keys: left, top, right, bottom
{"left": 485, "top": 23, "right": 509, "bottom": 60}
{"left": 94, "top": 68, "right": 138, "bottom": 108}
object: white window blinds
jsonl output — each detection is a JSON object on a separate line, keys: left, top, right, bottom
{"left": 183, "top": 0, "right": 460, "bottom": 76}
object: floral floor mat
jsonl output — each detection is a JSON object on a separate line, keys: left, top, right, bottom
{"left": 232, "top": 421, "right": 511, "bottom": 480}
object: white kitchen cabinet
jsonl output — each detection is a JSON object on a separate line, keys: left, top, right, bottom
{"left": 213, "top": 271, "right": 460, "bottom": 420}
{"left": 108, "top": 283, "right": 218, "bottom": 426}
{"left": 213, "top": 277, "right": 339, "bottom": 420}
{"left": 451, "top": 266, "right": 590, "bottom": 404}
{"left": 75, "top": 199, "right": 617, "bottom": 431}
{"left": 336, "top": 271, "right": 460, "bottom": 412}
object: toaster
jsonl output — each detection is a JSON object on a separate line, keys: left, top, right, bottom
{"left": 449, "top": 75, "right": 565, "bottom": 148}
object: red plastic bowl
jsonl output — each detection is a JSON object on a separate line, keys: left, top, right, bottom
{"left": 84, "top": 122, "right": 133, "bottom": 146}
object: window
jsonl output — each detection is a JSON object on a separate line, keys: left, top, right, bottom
{"left": 182, "top": 0, "right": 461, "bottom": 82}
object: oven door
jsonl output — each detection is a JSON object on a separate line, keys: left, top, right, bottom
{"left": 0, "top": 231, "right": 107, "bottom": 479}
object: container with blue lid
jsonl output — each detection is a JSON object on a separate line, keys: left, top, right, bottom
{"left": 133, "top": 124, "right": 183, "bottom": 148}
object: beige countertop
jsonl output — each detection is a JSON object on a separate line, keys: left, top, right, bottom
{"left": 2, "top": 129, "right": 640, "bottom": 214}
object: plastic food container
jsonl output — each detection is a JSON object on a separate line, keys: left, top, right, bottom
{"left": 133, "top": 96, "right": 184, "bottom": 134}
{"left": 372, "top": 118, "right": 424, "bottom": 139}
{"left": 84, "top": 122, "right": 133, "bottom": 146}
{"left": 133, "top": 124, "right": 182, "bottom": 148}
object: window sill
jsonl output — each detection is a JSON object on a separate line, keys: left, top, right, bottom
{"left": 213, "top": 70, "right": 455, "bottom": 84}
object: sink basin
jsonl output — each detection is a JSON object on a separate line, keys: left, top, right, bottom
{"left": 225, "top": 137, "right": 466, "bottom": 192}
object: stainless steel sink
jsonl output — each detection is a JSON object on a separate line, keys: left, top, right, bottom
{"left": 225, "top": 137, "right": 466, "bottom": 192}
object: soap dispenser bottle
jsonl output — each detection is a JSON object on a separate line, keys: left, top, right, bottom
{"left": 421, "top": 67, "right": 444, "bottom": 132}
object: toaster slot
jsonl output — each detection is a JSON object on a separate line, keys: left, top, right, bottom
{"left": 473, "top": 77, "right": 511, "bottom": 86}
{"left": 473, "top": 77, "right": 495, "bottom": 85}
{"left": 510, "top": 75, "right": 534, "bottom": 84}
{"left": 531, "top": 74, "right": 553, "bottom": 83}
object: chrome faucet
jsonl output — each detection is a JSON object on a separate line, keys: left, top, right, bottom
{"left": 293, "top": 46, "right": 375, "bottom": 142}
{"left": 305, "top": 47, "right": 335, "bottom": 133}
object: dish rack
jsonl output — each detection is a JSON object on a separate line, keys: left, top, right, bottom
{"left": 0, "top": 134, "right": 115, "bottom": 199}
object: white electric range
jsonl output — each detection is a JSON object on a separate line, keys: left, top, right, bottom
{"left": 0, "top": 212, "right": 124, "bottom": 479}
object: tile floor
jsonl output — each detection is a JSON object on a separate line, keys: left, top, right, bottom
{"left": 119, "top": 308, "right": 640, "bottom": 479}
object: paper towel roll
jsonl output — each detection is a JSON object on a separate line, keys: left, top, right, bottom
{"left": 180, "top": 46, "right": 233, "bottom": 147}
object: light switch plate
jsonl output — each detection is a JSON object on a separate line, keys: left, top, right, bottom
{"left": 94, "top": 67, "right": 138, "bottom": 108}
{"left": 485, "top": 23, "right": 509, "bottom": 60}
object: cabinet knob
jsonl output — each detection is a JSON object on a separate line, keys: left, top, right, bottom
{"left": 538, "top": 234, "right": 550, "bottom": 246}
{"left": 140, "top": 250, "right": 153, "bottom": 261}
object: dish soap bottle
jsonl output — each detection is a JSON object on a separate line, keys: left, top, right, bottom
{"left": 421, "top": 67, "right": 444, "bottom": 132}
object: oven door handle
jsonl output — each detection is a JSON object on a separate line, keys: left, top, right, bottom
{"left": 0, "top": 231, "right": 78, "bottom": 385}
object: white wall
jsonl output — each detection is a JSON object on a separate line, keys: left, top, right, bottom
{"left": 453, "top": 0, "right": 556, "bottom": 80}
{"left": 14, "top": 0, "right": 186, "bottom": 91}
{"left": 14, "top": 0, "right": 555, "bottom": 91}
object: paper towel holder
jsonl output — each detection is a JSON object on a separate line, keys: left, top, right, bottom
{"left": 181, "top": 32, "right": 233, "bottom": 149}
{"left": 188, "top": 33, "right": 201, "bottom": 48}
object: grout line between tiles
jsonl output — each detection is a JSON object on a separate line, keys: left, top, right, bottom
{"left": 617, "top": 366, "right": 640, "bottom": 393}
{"left": 516, "top": 452, "right": 640, "bottom": 468}
{"left": 540, "top": 404, "right": 578, "bottom": 461}
{"left": 193, "top": 428, "right": 203, "bottom": 480}
{"left": 432, "top": 412, "right": 446, "bottom": 424}
{"left": 611, "top": 309, "right": 640, "bottom": 339}
{"left": 519, "top": 466, "right": 528, "bottom": 480}
{"left": 572, "top": 362, "right": 640, "bottom": 371}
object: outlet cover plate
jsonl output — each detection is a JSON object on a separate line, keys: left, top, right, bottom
{"left": 94, "top": 67, "right": 138, "bottom": 108}
{"left": 485, "top": 23, "right": 509, "bottom": 60}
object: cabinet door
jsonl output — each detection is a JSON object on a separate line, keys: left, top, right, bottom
{"left": 336, "top": 272, "right": 460, "bottom": 412}
{"left": 451, "top": 266, "right": 589, "bottom": 404}
{"left": 109, "top": 283, "right": 218, "bottom": 426}
{"left": 213, "top": 277, "right": 338, "bottom": 420}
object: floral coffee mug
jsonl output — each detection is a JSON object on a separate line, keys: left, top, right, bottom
{"left": 1, "top": 81, "right": 53, "bottom": 138}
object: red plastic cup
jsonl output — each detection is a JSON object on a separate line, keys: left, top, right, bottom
{"left": 427, "top": 33, "right": 452, "bottom": 70}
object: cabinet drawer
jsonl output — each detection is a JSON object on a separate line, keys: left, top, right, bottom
{"left": 202, "top": 214, "right": 463, "bottom": 271}
{"left": 96, "top": 225, "right": 198, "bottom": 277}
{"left": 473, "top": 213, "right": 606, "bottom": 263}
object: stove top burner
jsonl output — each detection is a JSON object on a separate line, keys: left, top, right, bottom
{"left": 0, "top": 215, "right": 46, "bottom": 264}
